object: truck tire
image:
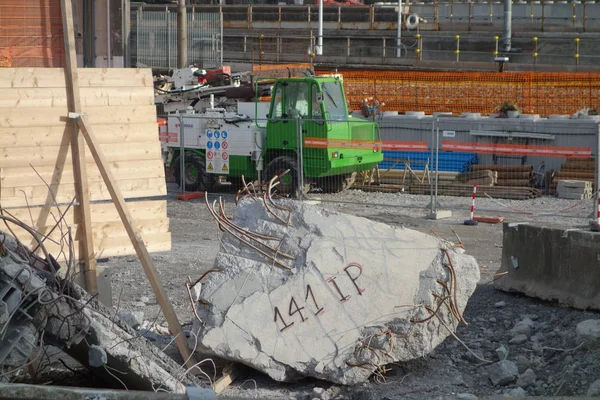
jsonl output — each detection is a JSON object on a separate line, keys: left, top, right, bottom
{"left": 264, "top": 156, "right": 308, "bottom": 198}
{"left": 173, "top": 151, "right": 216, "bottom": 192}
{"left": 319, "top": 172, "right": 357, "bottom": 193}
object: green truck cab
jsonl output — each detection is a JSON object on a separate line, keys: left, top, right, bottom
{"left": 262, "top": 75, "right": 383, "bottom": 194}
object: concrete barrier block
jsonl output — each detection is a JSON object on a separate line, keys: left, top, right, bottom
{"left": 495, "top": 223, "right": 600, "bottom": 310}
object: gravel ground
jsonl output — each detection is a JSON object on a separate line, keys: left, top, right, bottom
{"left": 98, "top": 185, "right": 600, "bottom": 399}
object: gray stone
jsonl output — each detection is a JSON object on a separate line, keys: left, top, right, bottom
{"left": 510, "top": 318, "right": 535, "bottom": 337}
{"left": 189, "top": 199, "right": 480, "bottom": 385}
{"left": 588, "top": 379, "right": 600, "bottom": 396}
{"left": 508, "top": 387, "right": 527, "bottom": 397}
{"left": 577, "top": 320, "right": 600, "bottom": 346}
{"left": 514, "top": 354, "right": 531, "bottom": 374}
{"left": 489, "top": 317, "right": 497, "bottom": 323}
{"left": 312, "top": 388, "right": 329, "bottom": 400}
{"left": 139, "top": 296, "right": 150, "bottom": 303}
{"left": 494, "top": 301, "right": 506, "bottom": 308}
{"left": 485, "top": 360, "right": 519, "bottom": 386}
{"left": 495, "top": 344, "right": 509, "bottom": 361}
{"left": 88, "top": 345, "right": 107, "bottom": 367}
{"left": 456, "top": 394, "right": 477, "bottom": 400}
{"left": 509, "top": 334, "right": 528, "bottom": 345}
{"left": 118, "top": 311, "right": 144, "bottom": 329}
{"left": 517, "top": 368, "right": 536, "bottom": 388}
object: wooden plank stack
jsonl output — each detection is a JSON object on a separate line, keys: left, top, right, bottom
{"left": 410, "top": 183, "right": 541, "bottom": 200}
{"left": 549, "top": 158, "right": 595, "bottom": 195}
{"left": 471, "top": 165, "right": 534, "bottom": 187}
{"left": 557, "top": 180, "right": 593, "bottom": 200}
{"left": 455, "top": 169, "right": 497, "bottom": 186}
{"left": 0, "top": 68, "right": 170, "bottom": 259}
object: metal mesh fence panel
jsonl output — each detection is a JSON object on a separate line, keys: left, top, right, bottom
{"left": 133, "top": 6, "right": 221, "bottom": 69}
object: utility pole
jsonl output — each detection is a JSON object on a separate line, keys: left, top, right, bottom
{"left": 177, "top": 0, "right": 187, "bottom": 68}
{"left": 503, "top": 0, "right": 512, "bottom": 52}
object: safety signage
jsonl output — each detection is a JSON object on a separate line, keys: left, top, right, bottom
{"left": 204, "top": 128, "right": 228, "bottom": 174}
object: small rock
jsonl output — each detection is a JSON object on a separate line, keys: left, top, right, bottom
{"left": 511, "top": 318, "right": 535, "bottom": 337}
{"left": 88, "top": 345, "right": 107, "bottom": 367}
{"left": 496, "top": 344, "right": 509, "bottom": 361}
{"left": 456, "top": 394, "right": 477, "bottom": 400}
{"left": 588, "top": 379, "right": 600, "bottom": 396}
{"left": 509, "top": 334, "right": 528, "bottom": 345}
{"left": 140, "top": 296, "right": 150, "bottom": 303}
{"left": 495, "top": 301, "right": 506, "bottom": 308}
{"left": 489, "top": 317, "right": 497, "bottom": 323}
{"left": 312, "top": 388, "right": 330, "bottom": 400}
{"left": 486, "top": 360, "right": 519, "bottom": 386}
{"left": 577, "top": 320, "right": 600, "bottom": 347}
{"left": 508, "top": 387, "right": 527, "bottom": 397}
{"left": 118, "top": 311, "right": 144, "bottom": 329}
{"left": 132, "top": 301, "right": 146, "bottom": 308}
{"left": 514, "top": 355, "right": 531, "bottom": 373}
{"left": 517, "top": 368, "right": 536, "bottom": 388}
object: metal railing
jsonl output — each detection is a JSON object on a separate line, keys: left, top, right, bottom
{"left": 131, "top": 5, "right": 223, "bottom": 69}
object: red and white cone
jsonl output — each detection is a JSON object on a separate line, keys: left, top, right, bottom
{"left": 464, "top": 184, "right": 479, "bottom": 226}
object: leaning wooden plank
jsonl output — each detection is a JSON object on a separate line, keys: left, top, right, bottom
{"left": 0, "top": 87, "right": 154, "bottom": 108}
{"left": 0, "top": 68, "right": 153, "bottom": 88}
{"left": 0, "top": 123, "right": 160, "bottom": 148}
{"left": 74, "top": 114, "right": 194, "bottom": 369}
{"left": 0, "top": 142, "right": 161, "bottom": 168}
{"left": 1, "top": 159, "right": 165, "bottom": 188}
{"left": 7, "top": 218, "right": 170, "bottom": 248}
{"left": 36, "top": 232, "right": 172, "bottom": 261}
{"left": 4, "top": 200, "right": 167, "bottom": 225}
{"left": 0, "top": 105, "right": 157, "bottom": 128}
{"left": 61, "top": 0, "right": 97, "bottom": 295}
{"left": 0, "top": 179, "right": 167, "bottom": 206}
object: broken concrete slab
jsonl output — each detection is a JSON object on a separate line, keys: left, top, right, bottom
{"left": 190, "top": 197, "right": 480, "bottom": 385}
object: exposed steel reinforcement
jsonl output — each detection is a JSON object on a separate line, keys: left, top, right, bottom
{"left": 319, "top": 69, "right": 600, "bottom": 116}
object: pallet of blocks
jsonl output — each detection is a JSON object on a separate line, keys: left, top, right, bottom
{"left": 556, "top": 180, "right": 593, "bottom": 200}
{"left": 548, "top": 158, "right": 595, "bottom": 195}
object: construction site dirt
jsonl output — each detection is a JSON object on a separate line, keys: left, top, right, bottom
{"left": 66, "top": 184, "right": 599, "bottom": 399}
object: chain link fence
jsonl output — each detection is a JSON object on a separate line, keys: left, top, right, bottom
{"left": 157, "top": 108, "right": 599, "bottom": 225}
{"left": 132, "top": 5, "right": 222, "bottom": 69}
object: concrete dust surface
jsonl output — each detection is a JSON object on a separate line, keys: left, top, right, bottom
{"left": 104, "top": 186, "right": 600, "bottom": 399}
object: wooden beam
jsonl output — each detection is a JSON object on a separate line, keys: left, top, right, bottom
{"left": 73, "top": 114, "right": 195, "bottom": 369}
{"left": 60, "top": 0, "right": 98, "bottom": 295}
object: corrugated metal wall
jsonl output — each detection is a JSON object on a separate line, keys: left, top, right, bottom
{"left": 0, "top": 0, "right": 65, "bottom": 67}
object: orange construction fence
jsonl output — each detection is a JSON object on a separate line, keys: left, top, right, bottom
{"left": 319, "top": 69, "right": 600, "bottom": 116}
{"left": 0, "top": 0, "right": 65, "bottom": 68}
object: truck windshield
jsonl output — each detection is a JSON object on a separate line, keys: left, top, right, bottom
{"left": 321, "top": 81, "right": 347, "bottom": 121}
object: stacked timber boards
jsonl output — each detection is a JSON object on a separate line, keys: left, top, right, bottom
{"left": 0, "top": 68, "right": 170, "bottom": 259}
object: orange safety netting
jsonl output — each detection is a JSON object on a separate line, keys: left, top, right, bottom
{"left": 0, "top": 0, "right": 65, "bottom": 67}
{"left": 319, "top": 69, "right": 600, "bottom": 116}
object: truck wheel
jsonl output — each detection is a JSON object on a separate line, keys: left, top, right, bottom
{"left": 173, "top": 152, "right": 216, "bottom": 192}
{"left": 319, "top": 172, "right": 357, "bottom": 194}
{"left": 264, "top": 156, "right": 308, "bottom": 198}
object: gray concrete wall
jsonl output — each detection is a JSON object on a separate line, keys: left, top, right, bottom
{"left": 495, "top": 223, "right": 600, "bottom": 311}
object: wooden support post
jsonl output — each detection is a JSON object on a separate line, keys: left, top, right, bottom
{"left": 72, "top": 114, "right": 195, "bottom": 370}
{"left": 60, "top": 0, "right": 98, "bottom": 295}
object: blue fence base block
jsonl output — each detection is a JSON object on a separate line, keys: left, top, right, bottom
{"left": 379, "top": 151, "right": 479, "bottom": 174}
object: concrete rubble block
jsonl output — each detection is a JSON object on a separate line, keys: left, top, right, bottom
{"left": 509, "top": 334, "right": 529, "bottom": 345}
{"left": 118, "top": 311, "right": 145, "bottom": 329}
{"left": 495, "top": 344, "right": 509, "bottom": 361}
{"left": 588, "top": 379, "right": 600, "bottom": 396}
{"left": 576, "top": 319, "right": 600, "bottom": 347}
{"left": 508, "top": 387, "right": 527, "bottom": 397}
{"left": 190, "top": 199, "right": 480, "bottom": 385}
{"left": 485, "top": 359, "right": 519, "bottom": 386}
{"left": 510, "top": 317, "right": 535, "bottom": 337}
